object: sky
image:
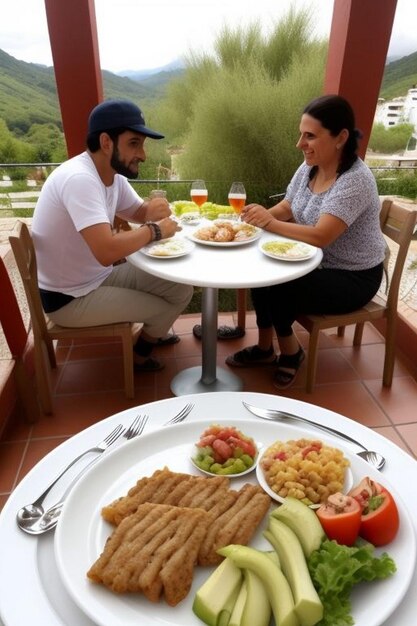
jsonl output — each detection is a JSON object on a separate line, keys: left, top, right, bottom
{"left": 0, "top": 0, "right": 416, "bottom": 73}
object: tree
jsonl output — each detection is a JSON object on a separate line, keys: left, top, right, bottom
{"left": 159, "top": 7, "right": 327, "bottom": 204}
{"left": 368, "top": 122, "right": 415, "bottom": 154}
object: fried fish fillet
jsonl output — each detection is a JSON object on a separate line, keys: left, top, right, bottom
{"left": 100, "top": 468, "right": 271, "bottom": 571}
{"left": 101, "top": 467, "right": 230, "bottom": 525}
{"left": 87, "top": 502, "right": 209, "bottom": 606}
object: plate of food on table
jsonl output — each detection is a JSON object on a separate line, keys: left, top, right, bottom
{"left": 54, "top": 417, "right": 415, "bottom": 626}
{"left": 188, "top": 222, "right": 261, "bottom": 246}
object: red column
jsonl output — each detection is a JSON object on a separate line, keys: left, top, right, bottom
{"left": 44, "top": 0, "right": 103, "bottom": 157}
{"left": 324, "top": 0, "right": 398, "bottom": 157}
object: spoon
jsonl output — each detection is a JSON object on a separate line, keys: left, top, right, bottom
{"left": 242, "top": 401, "right": 386, "bottom": 471}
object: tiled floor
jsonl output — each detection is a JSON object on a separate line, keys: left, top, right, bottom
{"left": 1, "top": 311, "right": 417, "bottom": 512}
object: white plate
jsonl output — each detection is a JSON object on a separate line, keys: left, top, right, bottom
{"left": 256, "top": 447, "right": 354, "bottom": 508}
{"left": 190, "top": 444, "right": 259, "bottom": 478}
{"left": 54, "top": 418, "right": 416, "bottom": 626}
{"left": 187, "top": 226, "right": 261, "bottom": 247}
{"left": 259, "top": 238, "right": 317, "bottom": 260}
{"left": 141, "top": 238, "right": 194, "bottom": 258}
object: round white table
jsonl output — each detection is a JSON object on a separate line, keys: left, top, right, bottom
{"left": 0, "top": 392, "right": 415, "bottom": 626}
{"left": 128, "top": 222, "right": 323, "bottom": 395}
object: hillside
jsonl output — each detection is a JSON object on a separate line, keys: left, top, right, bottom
{"left": 380, "top": 50, "right": 417, "bottom": 100}
{"left": 0, "top": 49, "right": 178, "bottom": 134}
{"left": 0, "top": 46, "right": 416, "bottom": 136}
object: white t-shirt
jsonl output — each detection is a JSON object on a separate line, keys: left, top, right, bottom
{"left": 31, "top": 152, "right": 143, "bottom": 296}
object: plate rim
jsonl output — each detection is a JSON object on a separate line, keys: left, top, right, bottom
{"left": 259, "top": 238, "right": 316, "bottom": 261}
{"left": 141, "top": 239, "right": 195, "bottom": 258}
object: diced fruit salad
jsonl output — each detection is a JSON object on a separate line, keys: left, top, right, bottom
{"left": 192, "top": 424, "right": 257, "bottom": 475}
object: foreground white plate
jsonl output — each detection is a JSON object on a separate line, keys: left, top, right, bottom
{"left": 54, "top": 419, "right": 415, "bottom": 626}
{"left": 187, "top": 226, "right": 261, "bottom": 247}
{"left": 260, "top": 238, "right": 317, "bottom": 260}
{"left": 141, "top": 238, "right": 195, "bottom": 258}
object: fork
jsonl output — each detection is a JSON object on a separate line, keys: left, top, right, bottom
{"left": 163, "top": 402, "right": 195, "bottom": 426}
{"left": 16, "top": 423, "right": 125, "bottom": 530}
{"left": 123, "top": 413, "right": 149, "bottom": 440}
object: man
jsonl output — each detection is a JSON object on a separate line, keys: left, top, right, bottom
{"left": 31, "top": 99, "right": 193, "bottom": 371}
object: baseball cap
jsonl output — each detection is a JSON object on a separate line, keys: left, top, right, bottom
{"left": 88, "top": 99, "right": 164, "bottom": 139}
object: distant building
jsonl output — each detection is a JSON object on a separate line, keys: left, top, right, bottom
{"left": 374, "top": 87, "right": 417, "bottom": 159}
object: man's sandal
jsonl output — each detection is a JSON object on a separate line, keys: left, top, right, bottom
{"left": 226, "top": 345, "right": 277, "bottom": 368}
{"left": 273, "top": 346, "right": 305, "bottom": 389}
{"left": 134, "top": 357, "right": 165, "bottom": 372}
{"left": 155, "top": 333, "right": 180, "bottom": 346}
{"left": 193, "top": 324, "right": 246, "bottom": 340}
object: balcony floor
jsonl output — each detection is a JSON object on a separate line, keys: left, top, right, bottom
{"left": 1, "top": 311, "right": 417, "bottom": 512}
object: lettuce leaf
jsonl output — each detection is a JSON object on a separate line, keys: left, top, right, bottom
{"left": 307, "top": 540, "right": 396, "bottom": 626}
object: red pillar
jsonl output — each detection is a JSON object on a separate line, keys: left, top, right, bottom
{"left": 324, "top": 0, "right": 398, "bottom": 157}
{"left": 44, "top": 0, "right": 103, "bottom": 157}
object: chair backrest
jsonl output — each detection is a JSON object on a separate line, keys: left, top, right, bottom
{"left": 9, "top": 221, "right": 50, "bottom": 343}
{"left": 379, "top": 198, "right": 417, "bottom": 311}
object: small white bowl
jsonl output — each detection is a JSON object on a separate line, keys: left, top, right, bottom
{"left": 190, "top": 445, "right": 259, "bottom": 478}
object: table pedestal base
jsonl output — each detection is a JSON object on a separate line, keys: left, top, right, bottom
{"left": 170, "top": 366, "right": 243, "bottom": 396}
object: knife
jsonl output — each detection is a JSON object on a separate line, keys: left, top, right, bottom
{"left": 242, "top": 401, "right": 369, "bottom": 450}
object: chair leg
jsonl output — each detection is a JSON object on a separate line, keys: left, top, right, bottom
{"left": 237, "top": 289, "right": 247, "bottom": 330}
{"left": 121, "top": 331, "right": 135, "bottom": 399}
{"left": 353, "top": 322, "right": 365, "bottom": 346}
{"left": 14, "top": 358, "right": 40, "bottom": 423}
{"left": 337, "top": 326, "right": 346, "bottom": 337}
{"left": 382, "top": 318, "right": 397, "bottom": 387}
{"left": 305, "top": 328, "right": 320, "bottom": 393}
{"left": 34, "top": 340, "right": 54, "bottom": 414}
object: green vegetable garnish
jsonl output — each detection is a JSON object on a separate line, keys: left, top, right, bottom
{"left": 307, "top": 539, "right": 396, "bottom": 625}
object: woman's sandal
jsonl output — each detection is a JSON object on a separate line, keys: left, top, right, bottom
{"left": 273, "top": 346, "right": 305, "bottom": 389}
{"left": 226, "top": 345, "right": 277, "bottom": 368}
{"left": 193, "top": 324, "right": 246, "bottom": 340}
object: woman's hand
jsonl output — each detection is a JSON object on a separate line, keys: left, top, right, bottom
{"left": 241, "top": 203, "right": 274, "bottom": 229}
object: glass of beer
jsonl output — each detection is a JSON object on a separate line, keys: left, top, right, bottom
{"left": 190, "top": 180, "right": 208, "bottom": 208}
{"left": 228, "top": 182, "right": 246, "bottom": 219}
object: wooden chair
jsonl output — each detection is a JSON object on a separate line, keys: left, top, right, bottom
{"left": 9, "top": 222, "right": 138, "bottom": 414}
{"left": 296, "top": 199, "right": 417, "bottom": 392}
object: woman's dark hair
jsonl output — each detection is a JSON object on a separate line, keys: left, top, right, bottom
{"left": 86, "top": 127, "right": 127, "bottom": 152}
{"left": 303, "top": 94, "right": 362, "bottom": 175}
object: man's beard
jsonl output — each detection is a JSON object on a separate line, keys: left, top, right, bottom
{"left": 110, "top": 147, "right": 139, "bottom": 179}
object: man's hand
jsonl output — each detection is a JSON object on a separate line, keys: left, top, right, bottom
{"left": 144, "top": 197, "right": 172, "bottom": 222}
{"left": 158, "top": 216, "right": 182, "bottom": 239}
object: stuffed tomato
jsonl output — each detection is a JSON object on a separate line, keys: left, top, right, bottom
{"left": 349, "top": 477, "right": 400, "bottom": 546}
{"left": 316, "top": 493, "right": 362, "bottom": 546}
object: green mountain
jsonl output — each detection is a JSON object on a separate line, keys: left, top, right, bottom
{"left": 0, "top": 46, "right": 415, "bottom": 137}
{"left": 0, "top": 49, "right": 179, "bottom": 134}
{"left": 380, "top": 50, "right": 417, "bottom": 100}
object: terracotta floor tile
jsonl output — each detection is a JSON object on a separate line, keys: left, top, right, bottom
{"left": 16, "top": 436, "right": 69, "bottom": 485}
{"left": 282, "top": 381, "right": 391, "bottom": 427}
{"left": 340, "top": 343, "right": 411, "bottom": 380}
{"left": 364, "top": 376, "right": 417, "bottom": 424}
{"left": 55, "top": 358, "right": 126, "bottom": 394}
{"left": 311, "top": 349, "right": 359, "bottom": 385}
{"left": 373, "top": 425, "right": 415, "bottom": 457}
{"left": 395, "top": 423, "right": 417, "bottom": 457}
{"left": 0, "top": 440, "right": 27, "bottom": 491}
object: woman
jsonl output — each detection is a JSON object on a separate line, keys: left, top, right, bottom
{"left": 226, "top": 94, "right": 386, "bottom": 388}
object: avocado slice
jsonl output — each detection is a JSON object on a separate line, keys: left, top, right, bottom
{"left": 270, "top": 497, "right": 325, "bottom": 557}
{"left": 192, "top": 557, "right": 242, "bottom": 626}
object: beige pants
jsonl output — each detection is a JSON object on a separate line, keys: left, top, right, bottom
{"left": 47, "top": 262, "right": 193, "bottom": 338}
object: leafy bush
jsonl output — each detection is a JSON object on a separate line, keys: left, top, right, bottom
{"left": 368, "top": 122, "right": 414, "bottom": 153}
